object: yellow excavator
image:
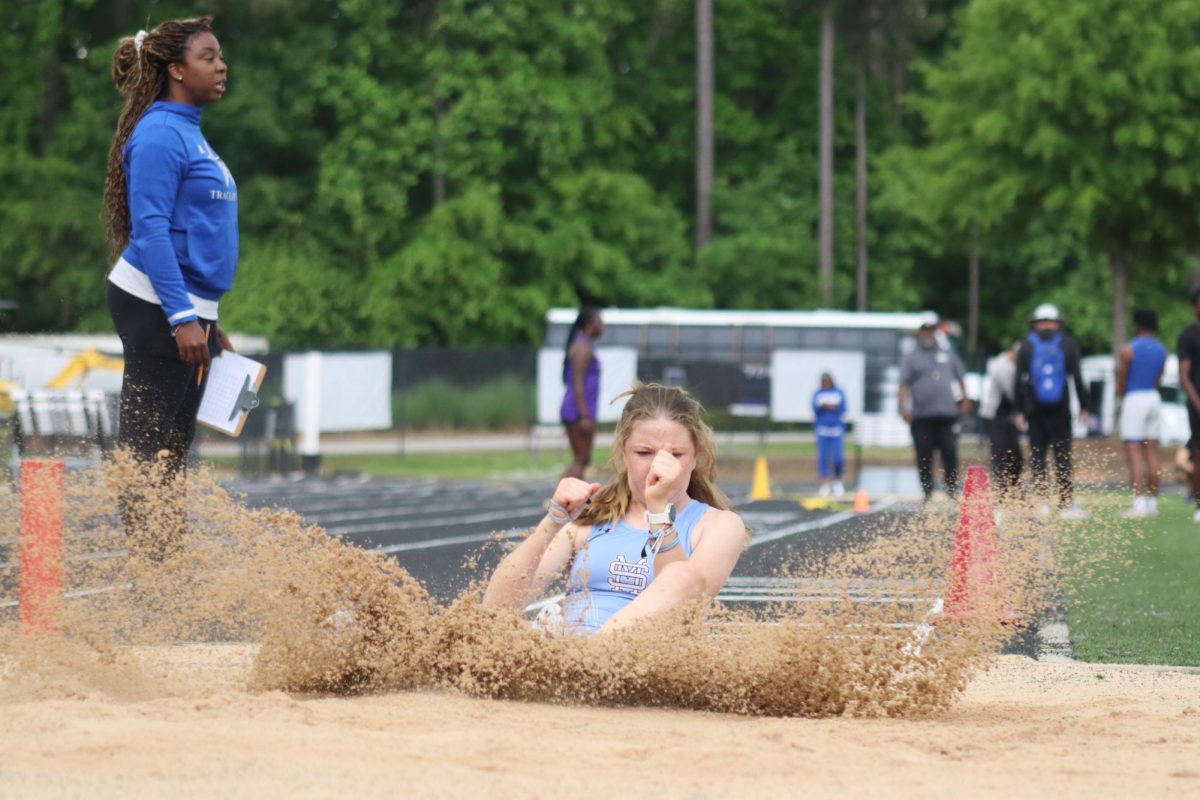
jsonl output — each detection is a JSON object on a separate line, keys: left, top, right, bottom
{"left": 45, "top": 348, "right": 125, "bottom": 389}
{"left": 0, "top": 348, "right": 124, "bottom": 415}
{"left": 0, "top": 378, "right": 17, "bottom": 415}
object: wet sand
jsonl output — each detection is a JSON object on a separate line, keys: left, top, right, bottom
{"left": 0, "top": 649, "right": 1195, "bottom": 799}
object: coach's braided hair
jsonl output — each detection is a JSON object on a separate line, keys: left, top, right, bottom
{"left": 103, "top": 17, "right": 214, "bottom": 261}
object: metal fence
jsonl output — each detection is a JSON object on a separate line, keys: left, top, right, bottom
{"left": 222, "top": 346, "right": 795, "bottom": 440}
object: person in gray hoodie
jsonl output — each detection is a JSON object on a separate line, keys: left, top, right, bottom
{"left": 899, "top": 312, "right": 970, "bottom": 502}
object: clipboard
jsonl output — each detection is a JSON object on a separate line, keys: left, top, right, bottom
{"left": 196, "top": 351, "right": 267, "bottom": 436}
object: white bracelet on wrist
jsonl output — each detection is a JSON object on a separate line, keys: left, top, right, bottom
{"left": 545, "top": 499, "right": 572, "bottom": 525}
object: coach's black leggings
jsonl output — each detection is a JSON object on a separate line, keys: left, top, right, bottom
{"left": 107, "top": 282, "right": 217, "bottom": 560}
{"left": 911, "top": 416, "right": 960, "bottom": 500}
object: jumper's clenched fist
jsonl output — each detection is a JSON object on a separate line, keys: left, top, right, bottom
{"left": 644, "top": 445, "right": 686, "bottom": 512}
{"left": 550, "top": 477, "right": 601, "bottom": 521}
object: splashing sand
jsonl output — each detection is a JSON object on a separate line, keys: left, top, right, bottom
{"left": 2, "top": 455, "right": 1194, "bottom": 796}
{"left": 3, "top": 457, "right": 1012, "bottom": 715}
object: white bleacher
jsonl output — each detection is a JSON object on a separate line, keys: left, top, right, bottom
{"left": 852, "top": 413, "right": 911, "bottom": 447}
{"left": 9, "top": 388, "right": 115, "bottom": 467}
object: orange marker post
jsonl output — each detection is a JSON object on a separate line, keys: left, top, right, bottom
{"left": 18, "top": 459, "right": 66, "bottom": 635}
{"left": 939, "top": 465, "right": 1019, "bottom": 625}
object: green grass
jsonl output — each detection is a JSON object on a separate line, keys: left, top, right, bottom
{"left": 208, "top": 439, "right": 914, "bottom": 482}
{"left": 1063, "top": 493, "right": 1200, "bottom": 666}
{"left": 715, "top": 440, "right": 912, "bottom": 461}
{"left": 319, "top": 451, "right": 563, "bottom": 481}
{"left": 204, "top": 450, "right": 559, "bottom": 480}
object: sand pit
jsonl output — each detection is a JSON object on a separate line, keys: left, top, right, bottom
{"left": 2, "top": 462, "right": 1190, "bottom": 796}
{"left": 0, "top": 649, "right": 1195, "bottom": 799}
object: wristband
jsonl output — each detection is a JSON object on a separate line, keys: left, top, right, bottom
{"left": 546, "top": 499, "right": 572, "bottom": 525}
{"left": 642, "top": 523, "right": 680, "bottom": 560}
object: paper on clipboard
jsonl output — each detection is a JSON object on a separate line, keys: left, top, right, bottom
{"left": 196, "top": 351, "right": 267, "bottom": 436}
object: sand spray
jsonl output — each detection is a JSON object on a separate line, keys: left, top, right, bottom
{"left": 0, "top": 450, "right": 1140, "bottom": 717}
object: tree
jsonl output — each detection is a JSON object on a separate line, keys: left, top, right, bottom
{"left": 817, "top": 4, "right": 835, "bottom": 306}
{"left": 850, "top": 0, "right": 882, "bottom": 311}
{"left": 694, "top": 0, "right": 714, "bottom": 252}
{"left": 917, "top": 0, "right": 1200, "bottom": 352}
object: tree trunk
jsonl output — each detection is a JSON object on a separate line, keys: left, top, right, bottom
{"left": 855, "top": 64, "right": 868, "bottom": 312}
{"left": 695, "top": 0, "right": 715, "bottom": 253}
{"left": 819, "top": 7, "right": 835, "bottom": 305}
{"left": 38, "top": 45, "right": 60, "bottom": 156}
{"left": 1110, "top": 247, "right": 1129, "bottom": 355}
{"left": 891, "top": 57, "right": 905, "bottom": 129}
{"left": 433, "top": 98, "right": 446, "bottom": 207}
{"left": 968, "top": 232, "right": 980, "bottom": 362}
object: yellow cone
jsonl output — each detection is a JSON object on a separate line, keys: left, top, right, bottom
{"left": 853, "top": 487, "right": 870, "bottom": 513}
{"left": 750, "top": 456, "right": 772, "bottom": 500}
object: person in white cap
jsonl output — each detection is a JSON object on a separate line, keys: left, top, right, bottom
{"left": 899, "top": 312, "right": 970, "bottom": 502}
{"left": 1015, "top": 303, "right": 1090, "bottom": 519}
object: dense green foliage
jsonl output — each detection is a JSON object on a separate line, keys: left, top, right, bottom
{"left": 396, "top": 375, "right": 533, "bottom": 430}
{"left": 4, "top": 0, "right": 1200, "bottom": 357}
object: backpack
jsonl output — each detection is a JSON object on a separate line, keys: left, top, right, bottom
{"left": 1028, "top": 332, "right": 1066, "bottom": 405}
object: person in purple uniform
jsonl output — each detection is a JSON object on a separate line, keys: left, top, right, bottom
{"left": 559, "top": 308, "right": 604, "bottom": 479}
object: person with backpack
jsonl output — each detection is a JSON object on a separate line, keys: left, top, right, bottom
{"left": 1015, "top": 303, "right": 1090, "bottom": 519}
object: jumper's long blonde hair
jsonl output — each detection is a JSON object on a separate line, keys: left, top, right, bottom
{"left": 575, "top": 383, "right": 731, "bottom": 527}
{"left": 103, "top": 17, "right": 215, "bottom": 261}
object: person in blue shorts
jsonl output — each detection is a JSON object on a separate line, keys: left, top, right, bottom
{"left": 812, "top": 372, "right": 847, "bottom": 498}
{"left": 484, "top": 383, "right": 747, "bottom": 635}
{"left": 1117, "top": 308, "right": 1167, "bottom": 518}
{"left": 559, "top": 308, "right": 604, "bottom": 479}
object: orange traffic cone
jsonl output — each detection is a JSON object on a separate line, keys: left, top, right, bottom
{"left": 940, "top": 465, "right": 1019, "bottom": 625}
{"left": 750, "top": 456, "right": 772, "bottom": 500}
{"left": 852, "top": 487, "right": 870, "bottom": 513}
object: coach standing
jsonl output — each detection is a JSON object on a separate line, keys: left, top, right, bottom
{"left": 899, "top": 312, "right": 970, "bottom": 502}
{"left": 101, "top": 17, "right": 238, "bottom": 560}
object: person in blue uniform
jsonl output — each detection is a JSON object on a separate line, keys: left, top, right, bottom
{"left": 483, "top": 383, "right": 747, "bottom": 635}
{"left": 101, "top": 17, "right": 238, "bottom": 560}
{"left": 1116, "top": 308, "right": 1167, "bottom": 518}
{"left": 812, "top": 372, "right": 847, "bottom": 498}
